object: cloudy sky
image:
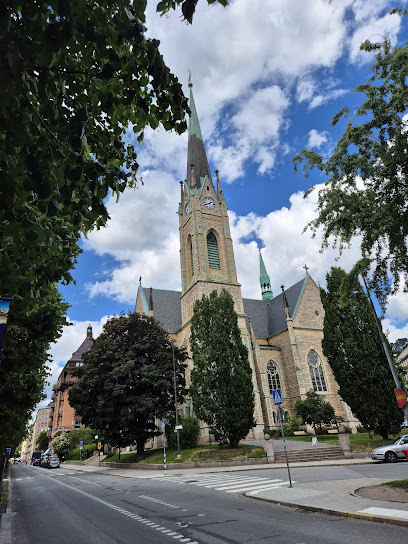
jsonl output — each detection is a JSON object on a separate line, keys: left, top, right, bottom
{"left": 40, "top": 0, "right": 408, "bottom": 409}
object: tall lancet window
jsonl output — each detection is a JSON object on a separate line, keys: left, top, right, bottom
{"left": 187, "top": 235, "right": 194, "bottom": 280}
{"left": 308, "top": 350, "right": 327, "bottom": 392}
{"left": 207, "top": 231, "right": 220, "bottom": 269}
{"left": 267, "top": 361, "right": 281, "bottom": 395}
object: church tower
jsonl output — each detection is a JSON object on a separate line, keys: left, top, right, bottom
{"left": 178, "top": 80, "right": 244, "bottom": 326}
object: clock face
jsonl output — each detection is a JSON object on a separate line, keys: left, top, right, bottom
{"left": 185, "top": 202, "right": 190, "bottom": 215}
{"left": 203, "top": 197, "right": 215, "bottom": 209}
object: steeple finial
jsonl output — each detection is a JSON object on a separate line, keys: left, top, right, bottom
{"left": 281, "top": 285, "right": 291, "bottom": 320}
{"left": 188, "top": 69, "right": 192, "bottom": 87}
{"left": 303, "top": 264, "right": 309, "bottom": 275}
{"left": 149, "top": 287, "right": 154, "bottom": 317}
{"left": 215, "top": 169, "right": 222, "bottom": 196}
{"left": 259, "top": 249, "right": 273, "bottom": 301}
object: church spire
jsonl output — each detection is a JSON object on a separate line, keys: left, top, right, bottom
{"left": 186, "top": 78, "right": 212, "bottom": 189}
{"left": 259, "top": 250, "right": 273, "bottom": 301}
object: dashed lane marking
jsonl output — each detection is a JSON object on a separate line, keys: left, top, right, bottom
{"left": 45, "top": 475, "right": 200, "bottom": 543}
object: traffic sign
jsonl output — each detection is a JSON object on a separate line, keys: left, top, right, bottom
{"left": 394, "top": 388, "right": 407, "bottom": 408}
{"left": 272, "top": 389, "right": 283, "bottom": 405}
{"left": 162, "top": 418, "right": 166, "bottom": 430}
{"left": 97, "top": 442, "right": 101, "bottom": 450}
{"left": 6, "top": 448, "right": 11, "bottom": 454}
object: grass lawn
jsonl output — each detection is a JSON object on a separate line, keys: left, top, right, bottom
{"left": 383, "top": 479, "right": 408, "bottom": 489}
{"left": 104, "top": 444, "right": 266, "bottom": 464}
{"left": 281, "top": 432, "right": 402, "bottom": 451}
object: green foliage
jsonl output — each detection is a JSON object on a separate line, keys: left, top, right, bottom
{"left": 36, "top": 430, "right": 49, "bottom": 452}
{"left": 69, "top": 312, "right": 187, "bottom": 459}
{"left": 52, "top": 433, "right": 71, "bottom": 461}
{"left": 166, "top": 416, "right": 200, "bottom": 450}
{"left": 292, "top": 30, "right": 408, "bottom": 303}
{"left": 295, "top": 390, "right": 337, "bottom": 433}
{"left": 320, "top": 266, "right": 404, "bottom": 439}
{"left": 65, "top": 443, "right": 96, "bottom": 461}
{"left": 0, "top": 286, "right": 68, "bottom": 455}
{"left": 189, "top": 289, "right": 255, "bottom": 447}
{"left": 67, "top": 428, "right": 97, "bottom": 449}
{"left": 157, "top": 0, "right": 229, "bottom": 24}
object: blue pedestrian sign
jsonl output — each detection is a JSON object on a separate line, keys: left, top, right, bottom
{"left": 162, "top": 418, "right": 166, "bottom": 430}
{"left": 6, "top": 448, "right": 11, "bottom": 455}
{"left": 272, "top": 389, "right": 283, "bottom": 405}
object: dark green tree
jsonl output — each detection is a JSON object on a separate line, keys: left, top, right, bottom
{"left": 69, "top": 312, "right": 186, "bottom": 459}
{"left": 320, "top": 266, "right": 404, "bottom": 439}
{"left": 67, "top": 428, "right": 98, "bottom": 449}
{"left": 295, "top": 390, "right": 336, "bottom": 435}
{"left": 36, "top": 430, "right": 49, "bottom": 452}
{"left": 293, "top": 14, "right": 408, "bottom": 305}
{"left": 0, "top": 286, "right": 68, "bottom": 457}
{"left": 189, "top": 289, "right": 255, "bottom": 447}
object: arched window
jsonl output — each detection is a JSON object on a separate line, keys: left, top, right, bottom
{"left": 207, "top": 231, "right": 220, "bottom": 269}
{"left": 308, "top": 350, "right": 327, "bottom": 392}
{"left": 272, "top": 411, "right": 277, "bottom": 424}
{"left": 189, "top": 236, "right": 194, "bottom": 276}
{"left": 267, "top": 361, "right": 281, "bottom": 395}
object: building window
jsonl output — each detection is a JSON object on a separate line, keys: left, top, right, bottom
{"left": 189, "top": 236, "right": 194, "bottom": 276}
{"left": 272, "top": 411, "right": 277, "bottom": 425}
{"left": 207, "top": 231, "right": 220, "bottom": 269}
{"left": 267, "top": 361, "right": 281, "bottom": 395}
{"left": 308, "top": 350, "right": 327, "bottom": 392}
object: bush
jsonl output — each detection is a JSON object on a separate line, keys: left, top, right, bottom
{"left": 68, "top": 428, "right": 98, "bottom": 449}
{"left": 65, "top": 443, "right": 96, "bottom": 460}
{"left": 166, "top": 416, "right": 200, "bottom": 450}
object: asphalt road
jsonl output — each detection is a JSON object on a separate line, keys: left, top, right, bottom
{"left": 8, "top": 463, "right": 408, "bottom": 544}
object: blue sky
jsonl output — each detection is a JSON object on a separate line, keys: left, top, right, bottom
{"left": 41, "top": 0, "right": 408, "bottom": 410}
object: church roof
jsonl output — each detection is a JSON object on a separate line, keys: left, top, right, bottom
{"left": 140, "top": 277, "right": 307, "bottom": 338}
{"left": 186, "top": 83, "right": 213, "bottom": 189}
{"left": 140, "top": 288, "right": 182, "bottom": 333}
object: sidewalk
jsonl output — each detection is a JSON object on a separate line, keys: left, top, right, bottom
{"left": 60, "top": 458, "right": 408, "bottom": 526}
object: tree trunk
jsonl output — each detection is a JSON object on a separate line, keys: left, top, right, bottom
{"left": 136, "top": 439, "right": 145, "bottom": 461}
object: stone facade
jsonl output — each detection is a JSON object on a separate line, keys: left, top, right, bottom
{"left": 135, "top": 84, "right": 359, "bottom": 443}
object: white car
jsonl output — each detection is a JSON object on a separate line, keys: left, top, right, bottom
{"left": 370, "top": 434, "right": 408, "bottom": 463}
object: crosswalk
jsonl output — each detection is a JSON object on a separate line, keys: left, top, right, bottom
{"left": 163, "top": 474, "right": 294, "bottom": 494}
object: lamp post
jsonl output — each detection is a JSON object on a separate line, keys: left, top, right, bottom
{"left": 172, "top": 340, "right": 181, "bottom": 459}
{"left": 94, "top": 435, "right": 99, "bottom": 465}
{"left": 361, "top": 276, "right": 408, "bottom": 424}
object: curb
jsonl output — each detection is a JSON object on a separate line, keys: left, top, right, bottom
{"left": 245, "top": 493, "right": 408, "bottom": 528}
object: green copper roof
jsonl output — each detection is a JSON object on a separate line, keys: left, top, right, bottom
{"left": 138, "top": 280, "right": 149, "bottom": 315}
{"left": 259, "top": 251, "right": 273, "bottom": 301}
{"left": 186, "top": 83, "right": 212, "bottom": 188}
{"left": 188, "top": 86, "right": 203, "bottom": 141}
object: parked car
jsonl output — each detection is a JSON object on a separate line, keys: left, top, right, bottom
{"left": 370, "top": 434, "right": 408, "bottom": 462}
{"left": 40, "top": 448, "right": 52, "bottom": 468}
{"left": 48, "top": 457, "right": 60, "bottom": 469}
{"left": 32, "top": 458, "right": 41, "bottom": 466}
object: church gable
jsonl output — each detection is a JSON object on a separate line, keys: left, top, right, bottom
{"left": 292, "top": 275, "right": 325, "bottom": 330}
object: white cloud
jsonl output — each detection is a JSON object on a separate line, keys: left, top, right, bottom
{"left": 307, "top": 129, "right": 329, "bottom": 149}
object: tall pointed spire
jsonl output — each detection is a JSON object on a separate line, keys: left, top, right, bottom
{"left": 186, "top": 77, "right": 212, "bottom": 189}
{"left": 281, "top": 284, "right": 291, "bottom": 321}
{"left": 259, "top": 250, "right": 273, "bottom": 301}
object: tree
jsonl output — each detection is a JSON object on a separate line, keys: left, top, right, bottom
{"left": 52, "top": 433, "right": 71, "bottom": 461}
{"left": 0, "top": 286, "right": 68, "bottom": 457}
{"left": 189, "top": 289, "right": 255, "bottom": 447}
{"left": 36, "top": 430, "right": 49, "bottom": 452}
{"left": 320, "top": 266, "right": 405, "bottom": 439}
{"left": 293, "top": 14, "right": 408, "bottom": 305}
{"left": 67, "top": 428, "right": 97, "bottom": 449}
{"left": 295, "top": 390, "right": 336, "bottom": 435}
{"left": 157, "top": 0, "right": 229, "bottom": 24}
{"left": 69, "top": 312, "right": 187, "bottom": 459}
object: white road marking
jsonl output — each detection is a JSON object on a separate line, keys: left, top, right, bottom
{"left": 45, "top": 475, "right": 201, "bottom": 543}
{"left": 164, "top": 474, "right": 293, "bottom": 494}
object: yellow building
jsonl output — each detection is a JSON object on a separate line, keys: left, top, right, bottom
{"left": 135, "top": 82, "right": 357, "bottom": 441}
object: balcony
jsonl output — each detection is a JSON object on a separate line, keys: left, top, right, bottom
{"left": 52, "top": 383, "right": 58, "bottom": 392}
{"left": 53, "top": 425, "right": 72, "bottom": 438}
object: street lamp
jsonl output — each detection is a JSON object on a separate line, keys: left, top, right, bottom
{"left": 172, "top": 340, "right": 181, "bottom": 459}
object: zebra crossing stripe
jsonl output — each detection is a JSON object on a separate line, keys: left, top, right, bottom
{"left": 195, "top": 477, "right": 274, "bottom": 488}
{"left": 225, "top": 481, "right": 295, "bottom": 493}
{"left": 212, "top": 479, "right": 282, "bottom": 491}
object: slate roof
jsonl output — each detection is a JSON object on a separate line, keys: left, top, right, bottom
{"left": 142, "top": 278, "right": 306, "bottom": 339}
{"left": 141, "top": 288, "right": 182, "bottom": 333}
{"left": 69, "top": 329, "right": 94, "bottom": 362}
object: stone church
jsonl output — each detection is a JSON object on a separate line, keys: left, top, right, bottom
{"left": 135, "top": 82, "right": 357, "bottom": 441}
